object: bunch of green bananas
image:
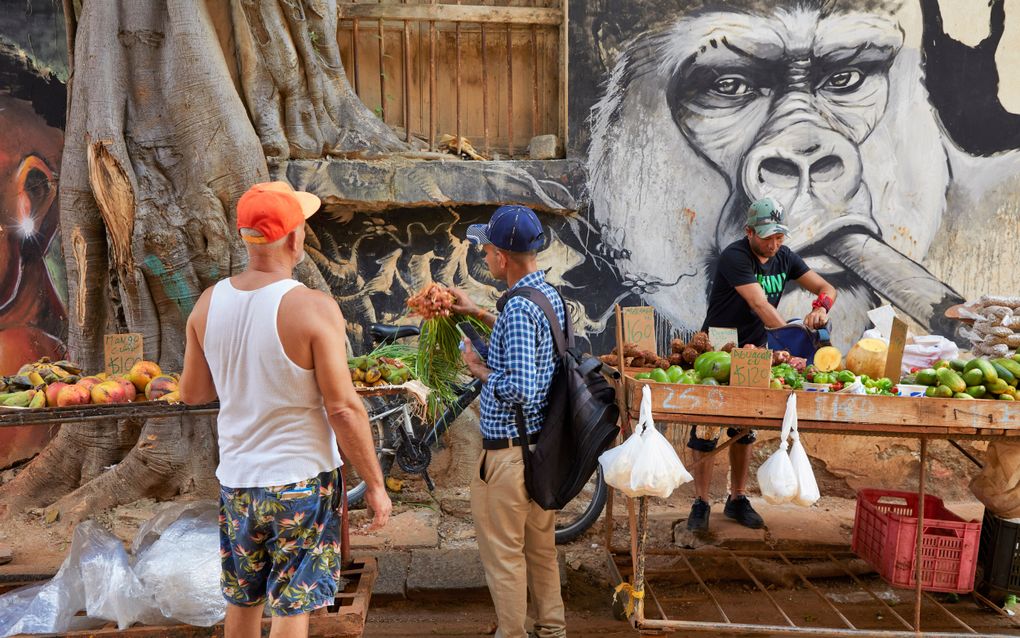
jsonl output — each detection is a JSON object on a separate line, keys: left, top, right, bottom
{"left": 2, "top": 357, "right": 83, "bottom": 392}
{"left": 0, "top": 389, "right": 45, "bottom": 408}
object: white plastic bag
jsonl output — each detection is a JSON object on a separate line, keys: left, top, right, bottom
{"left": 599, "top": 385, "right": 653, "bottom": 496}
{"left": 788, "top": 415, "right": 820, "bottom": 507}
{"left": 599, "top": 386, "right": 692, "bottom": 498}
{"left": 628, "top": 398, "right": 693, "bottom": 498}
{"left": 756, "top": 393, "right": 799, "bottom": 505}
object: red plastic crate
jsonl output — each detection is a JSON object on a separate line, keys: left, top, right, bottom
{"left": 851, "top": 489, "right": 981, "bottom": 593}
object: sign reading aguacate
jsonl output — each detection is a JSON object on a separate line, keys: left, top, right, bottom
{"left": 104, "top": 333, "right": 144, "bottom": 376}
{"left": 729, "top": 347, "right": 773, "bottom": 388}
{"left": 622, "top": 306, "right": 656, "bottom": 354}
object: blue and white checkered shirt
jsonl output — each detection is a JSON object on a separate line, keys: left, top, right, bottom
{"left": 478, "top": 270, "right": 566, "bottom": 440}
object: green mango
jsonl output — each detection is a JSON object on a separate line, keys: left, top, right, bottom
{"left": 699, "top": 377, "right": 720, "bottom": 386}
{"left": 649, "top": 368, "right": 670, "bottom": 384}
{"left": 666, "top": 365, "right": 685, "bottom": 384}
{"left": 633, "top": 372, "right": 651, "bottom": 380}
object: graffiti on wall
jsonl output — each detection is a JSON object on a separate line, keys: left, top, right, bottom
{"left": 0, "top": 36, "right": 67, "bottom": 465}
{"left": 316, "top": 0, "right": 1020, "bottom": 357}
{"left": 580, "top": 0, "right": 1020, "bottom": 349}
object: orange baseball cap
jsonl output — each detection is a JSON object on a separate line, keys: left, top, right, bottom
{"left": 236, "top": 181, "right": 321, "bottom": 244}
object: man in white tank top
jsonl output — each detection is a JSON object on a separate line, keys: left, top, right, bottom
{"left": 179, "top": 181, "right": 391, "bottom": 638}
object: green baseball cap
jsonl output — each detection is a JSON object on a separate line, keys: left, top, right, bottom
{"left": 746, "top": 197, "right": 789, "bottom": 238}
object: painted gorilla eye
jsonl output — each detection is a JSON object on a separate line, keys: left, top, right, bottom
{"left": 823, "top": 69, "right": 864, "bottom": 92}
{"left": 711, "top": 75, "right": 752, "bottom": 97}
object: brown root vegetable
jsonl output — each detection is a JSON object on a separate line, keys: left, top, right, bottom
{"left": 721, "top": 342, "right": 735, "bottom": 353}
{"left": 682, "top": 347, "right": 699, "bottom": 366}
{"left": 655, "top": 357, "right": 671, "bottom": 369}
{"left": 689, "top": 332, "right": 713, "bottom": 353}
{"left": 668, "top": 353, "right": 685, "bottom": 366}
{"left": 670, "top": 338, "right": 686, "bottom": 353}
{"left": 623, "top": 343, "right": 642, "bottom": 357}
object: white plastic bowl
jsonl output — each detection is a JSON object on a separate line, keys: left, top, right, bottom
{"left": 802, "top": 382, "right": 832, "bottom": 392}
{"left": 897, "top": 384, "right": 928, "bottom": 398}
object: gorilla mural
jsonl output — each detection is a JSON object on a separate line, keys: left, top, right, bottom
{"left": 584, "top": 0, "right": 1020, "bottom": 348}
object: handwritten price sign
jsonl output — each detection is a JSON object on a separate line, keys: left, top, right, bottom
{"left": 104, "top": 333, "right": 144, "bottom": 376}
{"left": 622, "top": 306, "right": 656, "bottom": 353}
{"left": 729, "top": 348, "right": 772, "bottom": 388}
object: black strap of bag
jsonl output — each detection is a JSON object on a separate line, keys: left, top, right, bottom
{"left": 499, "top": 286, "right": 569, "bottom": 483}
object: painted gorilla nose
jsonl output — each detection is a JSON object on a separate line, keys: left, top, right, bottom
{"left": 741, "top": 124, "right": 863, "bottom": 210}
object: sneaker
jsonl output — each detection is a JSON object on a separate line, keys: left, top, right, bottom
{"left": 686, "top": 498, "right": 710, "bottom": 533}
{"left": 724, "top": 495, "right": 764, "bottom": 529}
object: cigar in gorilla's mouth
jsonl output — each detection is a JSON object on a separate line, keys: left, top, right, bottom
{"left": 824, "top": 229, "right": 966, "bottom": 341}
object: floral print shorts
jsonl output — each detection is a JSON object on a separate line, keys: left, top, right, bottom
{"left": 219, "top": 468, "right": 343, "bottom": 616}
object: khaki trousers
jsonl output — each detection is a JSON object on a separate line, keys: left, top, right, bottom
{"left": 471, "top": 446, "right": 567, "bottom": 638}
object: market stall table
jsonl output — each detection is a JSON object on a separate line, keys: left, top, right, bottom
{"left": 605, "top": 374, "right": 1020, "bottom": 637}
{"left": 0, "top": 386, "right": 415, "bottom": 637}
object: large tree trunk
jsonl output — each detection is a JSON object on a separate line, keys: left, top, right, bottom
{"left": 0, "top": 0, "right": 406, "bottom": 524}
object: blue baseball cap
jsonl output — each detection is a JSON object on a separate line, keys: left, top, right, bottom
{"left": 466, "top": 205, "right": 546, "bottom": 252}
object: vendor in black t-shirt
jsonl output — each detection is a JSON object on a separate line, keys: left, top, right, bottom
{"left": 686, "top": 197, "right": 836, "bottom": 535}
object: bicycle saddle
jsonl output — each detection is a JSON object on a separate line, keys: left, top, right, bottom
{"left": 369, "top": 323, "right": 420, "bottom": 343}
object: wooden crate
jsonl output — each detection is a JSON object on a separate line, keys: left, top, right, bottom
{"left": 624, "top": 376, "right": 1020, "bottom": 438}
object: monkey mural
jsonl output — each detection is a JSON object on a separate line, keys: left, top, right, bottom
{"left": 0, "top": 43, "right": 67, "bottom": 466}
{"left": 586, "top": 0, "right": 1020, "bottom": 348}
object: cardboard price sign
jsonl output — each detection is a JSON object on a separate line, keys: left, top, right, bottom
{"left": 729, "top": 348, "right": 773, "bottom": 388}
{"left": 884, "top": 315, "right": 908, "bottom": 383}
{"left": 709, "top": 327, "right": 738, "bottom": 350}
{"left": 622, "top": 306, "right": 656, "bottom": 354}
{"left": 104, "top": 333, "right": 144, "bottom": 376}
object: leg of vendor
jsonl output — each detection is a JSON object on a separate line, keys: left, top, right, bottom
{"left": 686, "top": 427, "right": 764, "bottom": 533}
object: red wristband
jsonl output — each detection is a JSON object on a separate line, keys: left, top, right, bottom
{"left": 811, "top": 294, "right": 833, "bottom": 312}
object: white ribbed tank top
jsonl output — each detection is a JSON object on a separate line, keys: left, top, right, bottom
{"left": 204, "top": 278, "right": 342, "bottom": 488}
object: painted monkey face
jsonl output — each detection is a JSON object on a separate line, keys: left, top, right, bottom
{"left": 663, "top": 8, "right": 903, "bottom": 253}
{"left": 588, "top": 4, "right": 951, "bottom": 345}
{"left": 0, "top": 96, "right": 62, "bottom": 310}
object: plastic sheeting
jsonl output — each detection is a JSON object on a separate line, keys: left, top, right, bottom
{"left": 0, "top": 501, "right": 224, "bottom": 636}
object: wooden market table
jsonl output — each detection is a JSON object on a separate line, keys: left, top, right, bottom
{"left": 607, "top": 374, "right": 1020, "bottom": 637}
{"left": 0, "top": 389, "right": 417, "bottom": 637}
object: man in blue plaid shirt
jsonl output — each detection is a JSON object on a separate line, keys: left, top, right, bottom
{"left": 450, "top": 205, "right": 567, "bottom": 638}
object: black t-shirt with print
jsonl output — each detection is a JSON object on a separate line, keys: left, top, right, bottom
{"left": 701, "top": 238, "right": 810, "bottom": 347}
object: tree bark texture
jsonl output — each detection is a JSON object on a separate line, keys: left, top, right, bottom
{"left": 0, "top": 0, "right": 406, "bottom": 523}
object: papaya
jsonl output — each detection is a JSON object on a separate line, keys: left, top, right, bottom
{"left": 993, "top": 358, "right": 1020, "bottom": 380}
{"left": 934, "top": 385, "right": 954, "bottom": 398}
{"left": 953, "top": 392, "right": 975, "bottom": 400}
{"left": 987, "top": 378, "right": 1011, "bottom": 395}
{"left": 999, "top": 394, "right": 1016, "bottom": 401}
{"left": 965, "top": 358, "right": 998, "bottom": 385}
{"left": 965, "top": 385, "right": 987, "bottom": 398}
{"left": 990, "top": 361, "right": 1016, "bottom": 386}
{"left": 924, "top": 386, "right": 937, "bottom": 398}
{"left": 915, "top": 368, "right": 938, "bottom": 386}
{"left": 935, "top": 367, "right": 966, "bottom": 394}
{"left": 1014, "top": 354, "right": 1020, "bottom": 364}
{"left": 949, "top": 359, "right": 968, "bottom": 372}
{"left": 962, "top": 368, "right": 984, "bottom": 387}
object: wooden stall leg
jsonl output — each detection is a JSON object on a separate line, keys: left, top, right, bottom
{"left": 914, "top": 437, "right": 928, "bottom": 632}
{"left": 634, "top": 497, "right": 649, "bottom": 623}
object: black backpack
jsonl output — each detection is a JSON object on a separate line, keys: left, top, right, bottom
{"left": 503, "top": 287, "right": 620, "bottom": 510}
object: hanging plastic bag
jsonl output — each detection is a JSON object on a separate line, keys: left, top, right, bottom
{"left": 599, "top": 385, "right": 652, "bottom": 496}
{"left": 788, "top": 413, "right": 820, "bottom": 507}
{"left": 627, "top": 386, "right": 693, "bottom": 498}
{"left": 757, "top": 393, "right": 799, "bottom": 504}
{"left": 629, "top": 419, "right": 694, "bottom": 498}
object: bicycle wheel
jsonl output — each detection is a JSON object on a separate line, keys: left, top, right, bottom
{"left": 554, "top": 465, "right": 608, "bottom": 544}
{"left": 344, "top": 400, "right": 399, "bottom": 507}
